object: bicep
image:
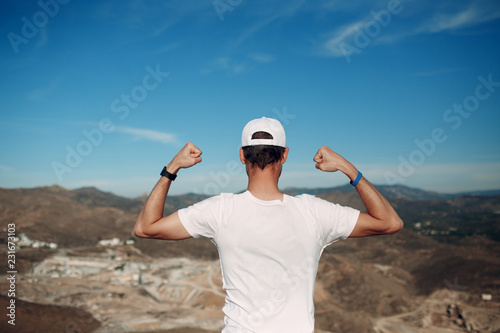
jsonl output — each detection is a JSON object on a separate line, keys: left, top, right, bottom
{"left": 136, "top": 211, "right": 192, "bottom": 240}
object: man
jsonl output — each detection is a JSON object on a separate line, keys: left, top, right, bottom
{"left": 133, "top": 117, "right": 403, "bottom": 332}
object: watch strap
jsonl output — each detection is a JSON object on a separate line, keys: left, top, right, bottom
{"left": 350, "top": 171, "right": 362, "bottom": 186}
{"left": 160, "top": 166, "right": 177, "bottom": 181}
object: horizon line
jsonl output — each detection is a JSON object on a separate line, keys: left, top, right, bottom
{"left": 1, "top": 183, "right": 499, "bottom": 199}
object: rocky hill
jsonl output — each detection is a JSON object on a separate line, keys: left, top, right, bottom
{"left": 0, "top": 185, "right": 499, "bottom": 333}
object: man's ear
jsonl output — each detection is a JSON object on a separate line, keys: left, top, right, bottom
{"left": 281, "top": 147, "right": 289, "bottom": 164}
{"left": 239, "top": 147, "right": 246, "bottom": 164}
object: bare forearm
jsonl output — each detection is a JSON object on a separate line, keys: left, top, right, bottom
{"left": 339, "top": 161, "right": 399, "bottom": 221}
{"left": 354, "top": 176, "right": 399, "bottom": 222}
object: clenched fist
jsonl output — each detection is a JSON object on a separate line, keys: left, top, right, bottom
{"left": 313, "top": 146, "right": 350, "bottom": 172}
{"left": 167, "top": 142, "right": 202, "bottom": 173}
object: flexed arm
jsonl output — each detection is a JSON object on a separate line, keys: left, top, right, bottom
{"left": 313, "top": 146, "right": 403, "bottom": 237}
{"left": 133, "top": 142, "right": 202, "bottom": 240}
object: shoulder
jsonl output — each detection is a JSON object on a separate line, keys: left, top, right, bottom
{"left": 291, "top": 193, "right": 327, "bottom": 205}
{"left": 195, "top": 192, "right": 238, "bottom": 211}
{"left": 195, "top": 192, "right": 235, "bottom": 203}
{"left": 181, "top": 193, "right": 228, "bottom": 213}
{"left": 289, "top": 193, "right": 351, "bottom": 216}
{"left": 287, "top": 193, "right": 329, "bottom": 213}
{"left": 179, "top": 193, "right": 236, "bottom": 224}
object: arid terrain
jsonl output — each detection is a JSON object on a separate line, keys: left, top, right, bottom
{"left": 0, "top": 185, "right": 499, "bottom": 332}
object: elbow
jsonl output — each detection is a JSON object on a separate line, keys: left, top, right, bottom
{"left": 133, "top": 221, "right": 151, "bottom": 239}
{"left": 133, "top": 227, "right": 155, "bottom": 239}
{"left": 133, "top": 225, "right": 146, "bottom": 238}
{"left": 376, "top": 216, "right": 403, "bottom": 235}
{"left": 387, "top": 216, "right": 404, "bottom": 234}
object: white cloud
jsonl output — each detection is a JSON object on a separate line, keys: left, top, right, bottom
{"left": 379, "top": 2, "right": 500, "bottom": 43}
{"left": 419, "top": 2, "right": 500, "bottom": 34}
{"left": 319, "top": 0, "right": 500, "bottom": 57}
{"left": 322, "top": 19, "right": 368, "bottom": 57}
{"left": 115, "top": 126, "right": 177, "bottom": 145}
{"left": 201, "top": 57, "right": 248, "bottom": 75}
{"left": 378, "top": 1, "right": 500, "bottom": 42}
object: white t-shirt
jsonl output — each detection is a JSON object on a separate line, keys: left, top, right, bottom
{"left": 178, "top": 190, "right": 359, "bottom": 333}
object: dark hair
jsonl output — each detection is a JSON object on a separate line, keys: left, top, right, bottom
{"left": 242, "top": 131, "right": 286, "bottom": 170}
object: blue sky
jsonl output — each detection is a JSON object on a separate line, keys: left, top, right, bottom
{"left": 1, "top": 0, "right": 500, "bottom": 197}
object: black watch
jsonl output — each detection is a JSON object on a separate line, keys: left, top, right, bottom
{"left": 160, "top": 166, "right": 177, "bottom": 181}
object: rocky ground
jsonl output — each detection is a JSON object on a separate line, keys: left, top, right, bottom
{"left": 0, "top": 241, "right": 498, "bottom": 333}
{"left": 1, "top": 245, "right": 224, "bottom": 333}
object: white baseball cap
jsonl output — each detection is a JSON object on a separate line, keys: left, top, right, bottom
{"left": 241, "top": 117, "right": 286, "bottom": 147}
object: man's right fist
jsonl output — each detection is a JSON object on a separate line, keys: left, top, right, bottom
{"left": 168, "top": 142, "right": 202, "bottom": 173}
{"left": 313, "top": 146, "right": 347, "bottom": 173}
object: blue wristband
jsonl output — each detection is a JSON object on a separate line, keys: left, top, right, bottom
{"left": 350, "top": 171, "right": 362, "bottom": 186}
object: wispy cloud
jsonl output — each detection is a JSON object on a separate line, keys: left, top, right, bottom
{"left": 200, "top": 57, "right": 247, "bottom": 75}
{"left": 321, "top": 19, "right": 367, "bottom": 57}
{"left": 319, "top": 0, "right": 500, "bottom": 57}
{"left": 248, "top": 53, "right": 275, "bottom": 63}
{"left": 233, "top": 14, "right": 281, "bottom": 48}
{"left": 379, "top": 2, "right": 500, "bottom": 43}
{"left": 201, "top": 52, "right": 275, "bottom": 75}
{"left": 231, "top": 0, "right": 307, "bottom": 47}
{"left": 151, "top": 42, "right": 182, "bottom": 55}
{"left": 115, "top": 126, "right": 177, "bottom": 145}
{"left": 92, "top": 0, "right": 214, "bottom": 38}
{"left": 27, "top": 77, "right": 62, "bottom": 101}
{"left": 419, "top": 2, "right": 500, "bottom": 34}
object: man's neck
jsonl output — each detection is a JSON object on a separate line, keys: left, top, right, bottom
{"left": 246, "top": 165, "right": 283, "bottom": 201}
